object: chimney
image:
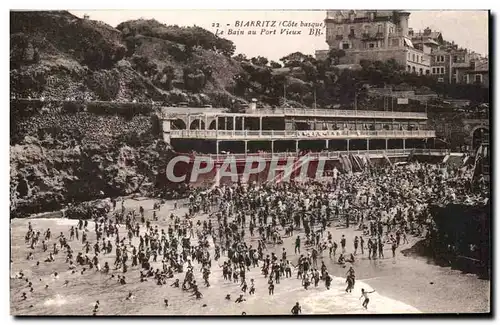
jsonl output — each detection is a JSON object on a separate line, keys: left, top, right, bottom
{"left": 249, "top": 98, "right": 257, "bottom": 111}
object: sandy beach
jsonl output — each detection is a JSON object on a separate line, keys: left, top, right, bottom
{"left": 10, "top": 197, "right": 490, "bottom": 315}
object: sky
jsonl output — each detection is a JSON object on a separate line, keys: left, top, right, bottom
{"left": 69, "top": 10, "right": 489, "bottom": 62}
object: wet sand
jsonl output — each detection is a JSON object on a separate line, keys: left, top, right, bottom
{"left": 10, "top": 198, "right": 490, "bottom": 315}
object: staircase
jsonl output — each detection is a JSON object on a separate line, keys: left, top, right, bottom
{"left": 265, "top": 153, "right": 311, "bottom": 184}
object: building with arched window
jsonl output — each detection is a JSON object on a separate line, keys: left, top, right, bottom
{"left": 317, "top": 10, "right": 430, "bottom": 75}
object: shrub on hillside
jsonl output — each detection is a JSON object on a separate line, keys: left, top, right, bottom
{"left": 131, "top": 55, "right": 158, "bottom": 77}
{"left": 117, "top": 20, "right": 236, "bottom": 56}
{"left": 183, "top": 67, "right": 207, "bottom": 92}
{"left": 165, "top": 43, "right": 187, "bottom": 62}
{"left": 86, "top": 70, "right": 121, "bottom": 101}
{"left": 154, "top": 65, "right": 175, "bottom": 90}
{"left": 82, "top": 39, "right": 127, "bottom": 70}
{"left": 208, "top": 91, "right": 235, "bottom": 108}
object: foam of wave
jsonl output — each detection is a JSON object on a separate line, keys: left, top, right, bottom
{"left": 301, "top": 277, "right": 420, "bottom": 314}
{"left": 44, "top": 294, "right": 67, "bottom": 307}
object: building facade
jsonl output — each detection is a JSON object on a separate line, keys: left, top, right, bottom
{"left": 322, "top": 10, "right": 431, "bottom": 75}
{"left": 409, "top": 26, "right": 488, "bottom": 87}
{"left": 464, "top": 59, "right": 489, "bottom": 88}
{"left": 410, "top": 27, "right": 443, "bottom": 50}
{"left": 429, "top": 45, "right": 471, "bottom": 84}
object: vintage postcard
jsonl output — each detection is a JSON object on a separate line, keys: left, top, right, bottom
{"left": 10, "top": 9, "right": 490, "bottom": 316}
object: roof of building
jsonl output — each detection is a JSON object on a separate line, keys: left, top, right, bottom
{"left": 162, "top": 107, "right": 227, "bottom": 115}
{"left": 325, "top": 10, "right": 406, "bottom": 23}
{"left": 412, "top": 38, "right": 439, "bottom": 46}
{"left": 473, "top": 61, "right": 489, "bottom": 72}
{"left": 412, "top": 30, "right": 442, "bottom": 40}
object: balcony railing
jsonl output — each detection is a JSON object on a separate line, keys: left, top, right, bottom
{"left": 389, "top": 28, "right": 403, "bottom": 36}
{"left": 362, "top": 32, "right": 384, "bottom": 40}
{"left": 243, "top": 108, "right": 428, "bottom": 119}
{"left": 194, "top": 148, "right": 450, "bottom": 161}
{"left": 170, "top": 129, "right": 436, "bottom": 140}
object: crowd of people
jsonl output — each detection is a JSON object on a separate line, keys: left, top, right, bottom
{"left": 12, "top": 160, "right": 488, "bottom": 315}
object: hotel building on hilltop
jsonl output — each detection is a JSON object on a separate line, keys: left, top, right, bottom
{"left": 316, "top": 10, "right": 431, "bottom": 75}
{"left": 316, "top": 10, "right": 489, "bottom": 86}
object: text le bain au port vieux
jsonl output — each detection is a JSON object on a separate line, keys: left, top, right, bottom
{"left": 212, "top": 20, "right": 325, "bottom": 37}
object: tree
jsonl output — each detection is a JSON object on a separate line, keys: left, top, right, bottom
{"left": 280, "top": 52, "right": 315, "bottom": 67}
{"left": 215, "top": 37, "right": 236, "bottom": 57}
{"left": 301, "top": 61, "right": 318, "bottom": 83}
{"left": 183, "top": 67, "right": 206, "bottom": 92}
{"left": 327, "top": 49, "right": 346, "bottom": 66}
{"left": 132, "top": 55, "right": 158, "bottom": 76}
{"left": 233, "top": 53, "right": 248, "bottom": 62}
{"left": 250, "top": 56, "right": 269, "bottom": 67}
{"left": 201, "top": 65, "right": 213, "bottom": 80}
{"left": 270, "top": 61, "right": 282, "bottom": 69}
{"left": 155, "top": 65, "right": 175, "bottom": 90}
{"left": 233, "top": 72, "right": 250, "bottom": 96}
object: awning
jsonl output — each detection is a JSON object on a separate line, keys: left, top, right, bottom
{"left": 404, "top": 38, "right": 414, "bottom": 48}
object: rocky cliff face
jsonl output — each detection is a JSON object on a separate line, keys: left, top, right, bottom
{"left": 10, "top": 111, "right": 174, "bottom": 218}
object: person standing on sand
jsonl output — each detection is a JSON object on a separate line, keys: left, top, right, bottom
{"left": 354, "top": 236, "right": 359, "bottom": 255}
{"left": 367, "top": 238, "right": 372, "bottom": 259}
{"left": 341, "top": 235, "right": 346, "bottom": 254}
{"left": 360, "top": 236, "right": 364, "bottom": 255}
{"left": 360, "top": 288, "right": 375, "bottom": 309}
{"left": 402, "top": 231, "right": 409, "bottom": 245}
{"left": 295, "top": 236, "right": 301, "bottom": 254}
{"left": 378, "top": 239, "right": 384, "bottom": 259}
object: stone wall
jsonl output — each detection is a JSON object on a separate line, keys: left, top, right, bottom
{"left": 12, "top": 112, "right": 154, "bottom": 146}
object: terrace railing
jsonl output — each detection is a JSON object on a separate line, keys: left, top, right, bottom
{"left": 244, "top": 107, "right": 428, "bottom": 119}
{"left": 193, "top": 148, "right": 451, "bottom": 161}
{"left": 170, "top": 129, "right": 436, "bottom": 140}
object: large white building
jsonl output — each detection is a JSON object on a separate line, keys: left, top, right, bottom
{"left": 316, "top": 10, "right": 431, "bottom": 75}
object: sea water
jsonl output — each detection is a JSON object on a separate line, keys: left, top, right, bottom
{"left": 15, "top": 218, "right": 421, "bottom": 315}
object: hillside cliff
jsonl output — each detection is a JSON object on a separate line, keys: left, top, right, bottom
{"left": 10, "top": 11, "right": 246, "bottom": 106}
